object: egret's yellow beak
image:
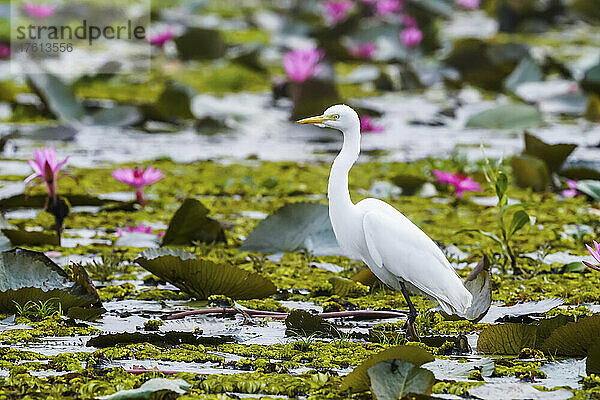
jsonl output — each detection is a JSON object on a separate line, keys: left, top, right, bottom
{"left": 296, "top": 115, "right": 329, "bottom": 124}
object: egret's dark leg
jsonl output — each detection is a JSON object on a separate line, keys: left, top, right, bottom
{"left": 399, "top": 281, "right": 419, "bottom": 341}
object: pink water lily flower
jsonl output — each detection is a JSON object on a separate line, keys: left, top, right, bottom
{"left": 24, "top": 147, "right": 69, "bottom": 202}
{"left": 324, "top": 0, "right": 353, "bottom": 24}
{"left": 374, "top": 0, "right": 401, "bottom": 16}
{"left": 148, "top": 28, "right": 174, "bottom": 48}
{"left": 456, "top": 0, "right": 480, "bottom": 9}
{"left": 112, "top": 166, "right": 164, "bottom": 205}
{"left": 401, "top": 26, "right": 422, "bottom": 48}
{"left": 583, "top": 241, "right": 600, "bottom": 272}
{"left": 360, "top": 116, "right": 385, "bottom": 133}
{"left": 348, "top": 43, "right": 376, "bottom": 59}
{"left": 23, "top": 2, "right": 55, "bottom": 18}
{"left": 116, "top": 223, "right": 164, "bottom": 237}
{"left": 561, "top": 180, "right": 579, "bottom": 198}
{"left": 283, "top": 48, "right": 324, "bottom": 83}
{"left": 433, "top": 170, "right": 482, "bottom": 198}
{"left": 0, "top": 44, "right": 10, "bottom": 59}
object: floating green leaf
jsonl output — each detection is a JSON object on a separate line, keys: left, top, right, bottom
{"left": 390, "top": 174, "right": 428, "bottom": 196}
{"left": 285, "top": 309, "right": 333, "bottom": 336}
{"left": 240, "top": 202, "right": 344, "bottom": 256}
{"left": 135, "top": 248, "right": 276, "bottom": 300}
{"left": 1, "top": 229, "right": 59, "bottom": 246}
{"left": 341, "top": 345, "right": 434, "bottom": 392}
{"left": 150, "top": 81, "right": 196, "bottom": 121}
{"left": 87, "top": 332, "right": 233, "bottom": 348}
{"left": 368, "top": 359, "right": 435, "bottom": 400}
{"left": 510, "top": 155, "right": 550, "bottom": 192}
{"left": 477, "top": 323, "right": 538, "bottom": 355}
{"left": 27, "top": 73, "right": 86, "bottom": 122}
{"left": 540, "top": 315, "right": 600, "bottom": 357}
{"left": 576, "top": 180, "right": 600, "bottom": 201}
{"left": 99, "top": 378, "right": 190, "bottom": 400}
{"left": 0, "top": 248, "right": 103, "bottom": 315}
{"left": 88, "top": 105, "right": 142, "bottom": 127}
{"left": 0, "top": 193, "right": 112, "bottom": 208}
{"left": 174, "top": 27, "right": 226, "bottom": 61}
{"left": 504, "top": 57, "right": 543, "bottom": 93}
{"left": 466, "top": 104, "right": 542, "bottom": 130}
{"left": 587, "top": 342, "right": 600, "bottom": 375}
{"left": 329, "top": 276, "right": 369, "bottom": 297}
{"left": 162, "top": 198, "right": 225, "bottom": 246}
{"left": 560, "top": 167, "right": 600, "bottom": 181}
{"left": 523, "top": 133, "right": 576, "bottom": 173}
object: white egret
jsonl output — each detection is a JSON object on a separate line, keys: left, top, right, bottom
{"left": 297, "top": 104, "right": 472, "bottom": 337}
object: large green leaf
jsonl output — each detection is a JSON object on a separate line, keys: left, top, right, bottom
{"left": 508, "top": 210, "right": 530, "bottom": 237}
{"left": 147, "top": 81, "right": 196, "bottom": 121}
{"left": 523, "top": 133, "right": 576, "bottom": 173}
{"left": 0, "top": 194, "right": 113, "bottom": 208}
{"left": 161, "top": 199, "right": 225, "bottom": 246}
{"left": 99, "top": 378, "right": 190, "bottom": 400}
{"left": 285, "top": 309, "right": 333, "bottom": 336}
{"left": 510, "top": 155, "right": 550, "bottom": 192}
{"left": 27, "top": 73, "right": 86, "bottom": 122}
{"left": 1, "top": 229, "right": 59, "bottom": 246}
{"left": 135, "top": 248, "right": 276, "bottom": 300}
{"left": 88, "top": 105, "right": 142, "bottom": 127}
{"left": 466, "top": 104, "right": 542, "bottom": 130}
{"left": 341, "top": 345, "right": 434, "bottom": 392}
{"left": 0, "top": 248, "right": 103, "bottom": 315}
{"left": 504, "top": 57, "right": 543, "bottom": 93}
{"left": 560, "top": 167, "right": 600, "bottom": 181}
{"left": 174, "top": 27, "right": 226, "bottom": 61}
{"left": 576, "top": 180, "right": 600, "bottom": 201}
{"left": 587, "top": 342, "right": 600, "bottom": 375}
{"left": 477, "top": 323, "right": 538, "bottom": 355}
{"left": 240, "top": 202, "right": 343, "bottom": 256}
{"left": 368, "top": 359, "right": 435, "bottom": 400}
{"left": 540, "top": 314, "right": 600, "bottom": 357}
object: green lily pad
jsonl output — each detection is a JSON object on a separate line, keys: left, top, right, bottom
{"left": 0, "top": 194, "right": 111, "bottom": 208}
{"left": 174, "top": 27, "right": 226, "bottom": 61}
{"left": 240, "top": 202, "right": 343, "bottom": 256}
{"left": 289, "top": 79, "right": 341, "bottom": 121}
{"left": 368, "top": 359, "right": 435, "bottom": 400}
{"left": 149, "top": 81, "right": 196, "bottom": 121}
{"left": 161, "top": 198, "right": 225, "bottom": 246}
{"left": 27, "top": 73, "right": 86, "bottom": 122}
{"left": 466, "top": 104, "right": 542, "bottom": 130}
{"left": 581, "top": 63, "right": 600, "bottom": 94}
{"left": 576, "top": 180, "right": 600, "bottom": 201}
{"left": 88, "top": 105, "right": 142, "bottom": 127}
{"left": 1, "top": 229, "right": 59, "bottom": 246}
{"left": 87, "top": 332, "right": 232, "bottom": 348}
{"left": 0, "top": 248, "right": 103, "bottom": 315}
{"left": 329, "top": 276, "right": 369, "bottom": 297}
{"left": 504, "top": 57, "right": 543, "bottom": 93}
{"left": 135, "top": 248, "right": 276, "bottom": 300}
{"left": 99, "top": 378, "right": 190, "bottom": 400}
{"left": 523, "top": 133, "right": 576, "bottom": 173}
{"left": 510, "top": 154, "right": 550, "bottom": 192}
{"left": 390, "top": 174, "right": 428, "bottom": 196}
{"left": 560, "top": 167, "right": 600, "bottom": 181}
{"left": 341, "top": 345, "right": 434, "bottom": 392}
{"left": 285, "top": 309, "right": 333, "bottom": 336}
{"left": 540, "top": 314, "right": 600, "bottom": 357}
{"left": 477, "top": 323, "right": 538, "bottom": 355}
{"left": 587, "top": 342, "right": 600, "bottom": 375}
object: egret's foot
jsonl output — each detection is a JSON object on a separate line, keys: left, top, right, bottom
{"left": 403, "top": 311, "right": 420, "bottom": 342}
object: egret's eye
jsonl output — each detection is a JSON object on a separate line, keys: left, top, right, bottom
{"left": 330, "top": 114, "right": 340, "bottom": 120}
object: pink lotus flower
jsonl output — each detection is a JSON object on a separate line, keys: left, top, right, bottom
{"left": 148, "top": 28, "right": 174, "bottom": 48}
{"left": 374, "top": 0, "right": 401, "bottom": 16}
{"left": 23, "top": 2, "right": 55, "bottom": 18}
{"left": 433, "top": 170, "right": 482, "bottom": 199}
{"left": 561, "top": 180, "right": 579, "bottom": 198}
{"left": 401, "top": 26, "right": 422, "bottom": 48}
{"left": 324, "top": 0, "right": 353, "bottom": 24}
{"left": 402, "top": 14, "right": 417, "bottom": 28}
{"left": 0, "top": 44, "right": 10, "bottom": 59}
{"left": 348, "top": 43, "right": 376, "bottom": 59}
{"left": 360, "top": 116, "right": 385, "bottom": 133}
{"left": 112, "top": 166, "right": 164, "bottom": 205}
{"left": 116, "top": 223, "right": 164, "bottom": 237}
{"left": 583, "top": 241, "right": 600, "bottom": 272}
{"left": 456, "top": 0, "right": 480, "bottom": 9}
{"left": 24, "top": 147, "right": 69, "bottom": 202}
{"left": 283, "top": 48, "right": 324, "bottom": 83}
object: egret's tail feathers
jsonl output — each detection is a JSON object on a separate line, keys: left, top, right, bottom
{"left": 437, "top": 288, "right": 473, "bottom": 317}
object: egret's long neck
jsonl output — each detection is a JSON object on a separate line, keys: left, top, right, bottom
{"left": 328, "top": 124, "right": 360, "bottom": 212}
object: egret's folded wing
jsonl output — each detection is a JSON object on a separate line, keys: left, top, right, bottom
{"left": 362, "top": 210, "right": 471, "bottom": 313}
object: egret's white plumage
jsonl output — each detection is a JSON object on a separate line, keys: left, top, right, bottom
{"left": 297, "top": 104, "right": 472, "bottom": 317}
